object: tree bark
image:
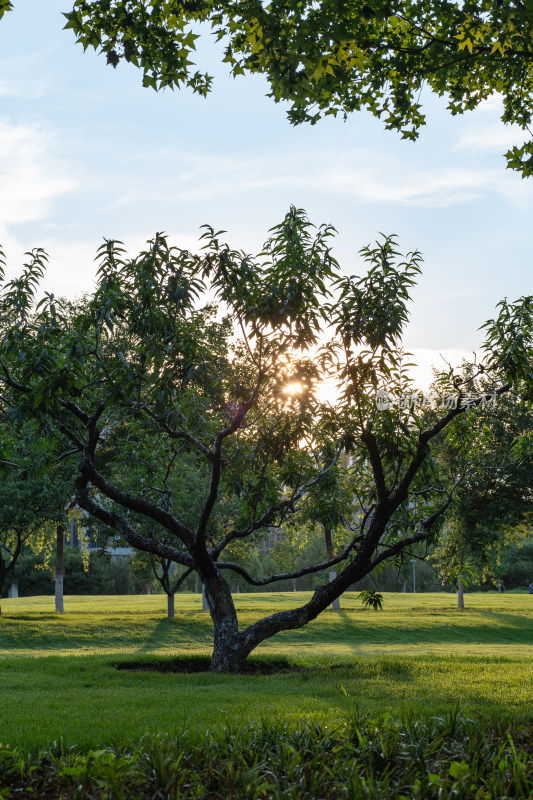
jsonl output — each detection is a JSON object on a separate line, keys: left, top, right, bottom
{"left": 1, "top": 533, "right": 23, "bottom": 615}
{"left": 210, "top": 626, "right": 247, "bottom": 673}
{"left": 0, "top": 554, "right": 5, "bottom": 616}
{"left": 457, "top": 550, "right": 465, "bottom": 610}
{"left": 55, "top": 524, "right": 64, "bottom": 614}
{"left": 167, "top": 593, "right": 175, "bottom": 618}
{"left": 204, "top": 571, "right": 246, "bottom": 673}
{"left": 324, "top": 528, "right": 340, "bottom": 611}
{"left": 457, "top": 579, "right": 465, "bottom": 610}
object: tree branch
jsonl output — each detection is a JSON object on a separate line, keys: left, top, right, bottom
{"left": 210, "top": 448, "right": 341, "bottom": 557}
{"left": 171, "top": 566, "right": 193, "bottom": 595}
{"left": 361, "top": 427, "right": 388, "bottom": 503}
{"left": 390, "top": 382, "right": 510, "bottom": 511}
{"left": 81, "top": 459, "right": 195, "bottom": 546}
{"left": 217, "top": 533, "right": 363, "bottom": 586}
{"left": 59, "top": 399, "right": 90, "bottom": 424}
{"left": 369, "top": 471, "right": 463, "bottom": 573}
{"left": 75, "top": 474, "right": 194, "bottom": 568}
{"left": 0, "top": 359, "right": 29, "bottom": 392}
{"left": 141, "top": 405, "right": 214, "bottom": 461}
{"left": 196, "top": 367, "right": 265, "bottom": 546}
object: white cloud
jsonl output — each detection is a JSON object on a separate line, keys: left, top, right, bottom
{"left": 0, "top": 226, "right": 94, "bottom": 298}
{"left": 0, "top": 78, "right": 26, "bottom": 98}
{"left": 0, "top": 117, "right": 80, "bottom": 294}
{"left": 0, "top": 117, "right": 76, "bottom": 225}
{"left": 106, "top": 144, "right": 533, "bottom": 212}
{"left": 475, "top": 93, "right": 504, "bottom": 113}
{"left": 0, "top": 71, "right": 49, "bottom": 99}
{"left": 454, "top": 124, "right": 525, "bottom": 153}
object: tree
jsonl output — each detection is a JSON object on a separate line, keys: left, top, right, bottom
{"left": 429, "top": 367, "right": 533, "bottom": 607}
{"left": 497, "top": 533, "right": 533, "bottom": 589}
{"left": 299, "top": 461, "right": 354, "bottom": 610}
{"left": 14, "top": 543, "right": 135, "bottom": 595}
{"left": 0, "top": 421, "right": 73, "bottom": 613}
{"left": 134, "top": 448, "right": 219, "bottom": 616}
{"left": 23, "top": 0, "right": 532, "bottom": 177}
{"left": 1, "top": 208, "right": 532, "bottom": 672}
{"left": 0, "top": 249, "right": 79, "bottom": 613}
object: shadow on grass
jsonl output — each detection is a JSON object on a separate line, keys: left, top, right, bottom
{"left": 6, "top": 613, "right": 67, "bottom": 621}
{"left": 3, "top": 606, "right": 533, "bottom": 655}
{"left": 289, "top": 609, "right": 533, "bottom": 650}
{"left": 114, "top": 653, "right": 415, "bottom": 681}
{"left": 116, "top": 654, "right": 299, "bottom": 674}
{"left": 131, "top": 616, "right": 214, "bottom": 656}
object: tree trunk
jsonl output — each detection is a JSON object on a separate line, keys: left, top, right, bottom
{"left": 167, "top": 593, "right": 175, "bottom": 618}
{"left": 210, "top": 626, "right": 248, "bottom": 673}
{"left": 324, "top": 528, "right": 340, "bottom": 611}
{"left": 55, "top": 524, "right": 64, "bottom": 614}
{"left": 457, "top": 579, "right": 465, "bottom": 610}
{"left": 457, "top": 550, "right": 465, "bottom": 610}
{"left": 0, "top": 556, "right": 5, "bottom": 616}
{"left": 201, "top": 570, "right": 249, "bottom": 673}
{"left": 69, "top": 515, "right": 77, "bottom": 546}
{"left": 1, "top": 535, "right": 23, "bottom": 615}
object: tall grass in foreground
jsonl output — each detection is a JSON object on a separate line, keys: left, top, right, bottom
{"left": 1, "top": 713, "right": 533, "bottom": 799}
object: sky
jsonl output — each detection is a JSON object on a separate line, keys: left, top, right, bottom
{"left": 1, "top": 1, "right": 532, "bottom": 388}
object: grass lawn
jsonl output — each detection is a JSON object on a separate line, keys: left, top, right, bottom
{"left": 1, "top": 591, "right": 533, "bottom": 751}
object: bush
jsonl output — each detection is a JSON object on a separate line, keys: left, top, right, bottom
{"left": 498, "top": 538, "right": 533, "bottom": 590}
{"left": 2, "top": 714, "right": 533, "bottom": 799}
{"left": 13, "top": 546, "right": 137, "bottom": 596}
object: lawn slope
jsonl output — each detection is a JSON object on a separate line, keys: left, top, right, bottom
{"left": 1, "top": 592, "right": 532, "bottom": 750}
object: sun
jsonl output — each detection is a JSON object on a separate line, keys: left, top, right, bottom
{"left": 283, "top": 382, "right": 303, "bottom": 396}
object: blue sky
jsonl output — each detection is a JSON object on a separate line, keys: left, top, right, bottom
{"left": 1, "top": 1, "right": 532, "bottom": 386}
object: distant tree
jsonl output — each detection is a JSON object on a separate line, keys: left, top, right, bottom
{"left": 1, "top": 209, "right": 533, "bottom": 671}
{"left": 14, "top": 545, "right": 134, "bottom": 595}
{"left": 149, "top": 557, "right": 192, "bottom": 616}
{"left": 267, "top": 522, "right": 321, "bottom": 592}
{"left": 299, "top": 461, "right": 353, "bottom": 610}
{"left": 496, "top": 533, "right": 533, "bottom": 590}
{"left": 429, "top": 366, "right": 533, "bottom": 608}
{"left": 0, "top": 420, "right": 73, "bottom": 612}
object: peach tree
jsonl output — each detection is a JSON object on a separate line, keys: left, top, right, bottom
{"left": 0, "top": 208, "right": 531, "bottom": 671}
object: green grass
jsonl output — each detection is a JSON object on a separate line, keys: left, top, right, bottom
{"left": 1, "top": 591, "right": 533, "bottom": 751}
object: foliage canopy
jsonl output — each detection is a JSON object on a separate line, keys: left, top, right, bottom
{"left": 33, "top": 0, "right": 533, "bottom": 177}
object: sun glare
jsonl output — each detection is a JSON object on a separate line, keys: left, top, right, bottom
{"left": 283, "top": 382, "right": 303, "bottom": 396}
